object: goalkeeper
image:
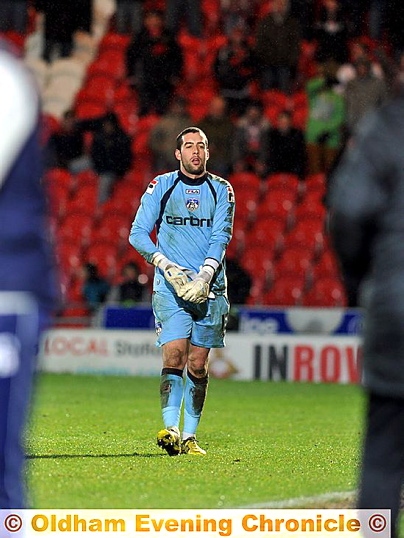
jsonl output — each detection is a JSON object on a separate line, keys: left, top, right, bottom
{"left": 129, "top": 127, "right": 235, "bottom": 456}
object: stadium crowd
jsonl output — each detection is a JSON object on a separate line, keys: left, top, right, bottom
{"left": 1, "top": 0, "right": 403, "bottom": 325}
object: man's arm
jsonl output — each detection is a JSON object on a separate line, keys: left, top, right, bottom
{"left": 178, "top": 179, "right": 236, "bottom": 303}
{"left": 129, "top": 178, "right": 188, "bottom": 294}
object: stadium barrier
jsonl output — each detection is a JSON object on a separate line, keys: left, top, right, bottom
{"left": 39, "top": 329, "right": 361, "bottom": 383}
{"left": 100, "top": 305, "right": 363, "bottom": 336}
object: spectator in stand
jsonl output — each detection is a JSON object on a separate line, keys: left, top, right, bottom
{"left": 81, "top": 263, "right": 110, "bottom": 314}
{"left": 213, "top": 25, "right": 256, "bottom": 117}
{"left": 165, "top": 0, "right": 203, "bottom": 38}
{"left": 226, "top": 257, "right": 252, "bottom": 330}
{"left": 197, "top": 95, "right": 235, "bottom": 177}
{"left": 254, "top": 0, "right": 301, "bottom": 94}
{"left": 305, "top": 70, "right": 345, "bottom": 176}
{"left": 226, "top": 257, "right": 252, "bottom": 305}
{"left": 73, "top": 0, "right": 93, "bottom": 34}
{"left": 313, "top": 0, "right": 349, "bottom": 70}
{"left": 45, "top": 110, "right": 89, "bottom": 173}
{"left": 34, "top": 0, "right": 78, "bottom": 62}
{"left": 368, "top": 0, "right": 387, "bottom": 42}
{"left": 231, "top": 101, "right": 271, "bottom": 175}
{"left": 0, "top": 1, "right": 28, "bottom": 34}
{"left": 115, "top": 0, "right": 145, "bottom": 36}
{"left": 386, "top": 0, "right": 404, "bottom": 61}
{"left": 258, "top": 110, "right": 306, "bottom": 180}
{"left": 289, "top": 0, "right": 316, "bottom": 40}
{"left": 336, "top": 41, "right": 385, "bottom": 93}
{"left": 219, "top": 0, "right": 260, "bottom": 36}
{"left": 117, "top": 261, "right": 148, "bottom": 306}
{"left": 126, "top": 10, "right": 183, "bottom": 116}
{"left": 344, "top": 58, "right": 388, "bottom": 136}
{"left": 338, "top": 0, "right": 367, "bottom": 37}
{"left": 89, "top": 113, "right": 133, "bottom": 204}
{"left": 148, "top": 97, "right": 192, "bottom": 173}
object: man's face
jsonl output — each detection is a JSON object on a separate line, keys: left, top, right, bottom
{"left": 175, "top": 132, "right": 209, "bottom": 178}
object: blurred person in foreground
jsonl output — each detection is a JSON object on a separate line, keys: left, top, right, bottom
{"left": 328, "top": 76, "right": 404, "bottom": 538}
{"left": 129, "top": 127, "right": 235, "bottom": 456}
{"left": 0, "top": 40, "right": 57, "bottom": 508}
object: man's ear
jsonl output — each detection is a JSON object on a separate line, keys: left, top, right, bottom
{"left": 206, "top": 148, "right": 209, "bottom": 161}
{"left": 175, "top": 148, "right": 181, "bottom": 161}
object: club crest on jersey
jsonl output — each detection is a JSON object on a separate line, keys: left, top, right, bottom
{"left": 146, "top": 179, "right": 158, "bottom": 194}
{"left": 186, "top": 198, "right": 199, "bottom": 211}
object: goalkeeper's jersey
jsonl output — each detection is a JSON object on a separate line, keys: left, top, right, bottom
{"left": 129, "top": 169, "right": 235, "bottom": 296}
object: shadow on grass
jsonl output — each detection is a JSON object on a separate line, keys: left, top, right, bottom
{"left": 27, "top": 452, "right": 164, "bottom": 459}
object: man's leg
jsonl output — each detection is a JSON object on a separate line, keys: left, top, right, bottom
{"left": 182, "top": 345, "right": 209, "bottom": 455}
{"left": 357, "top": 392, "right": 404, "bottom": 538}
{"left": 157, "top": 339, "right": 188, "bottom": 456}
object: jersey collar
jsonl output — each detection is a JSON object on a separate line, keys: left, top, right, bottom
{"left": 178, "top": 170, "right": 208, "bottom": 186}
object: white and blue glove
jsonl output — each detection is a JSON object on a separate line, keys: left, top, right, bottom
{"left": 152, "top": 253, "right": 189, "bottom": 295}
{"left": 178, "top": 259, "right": 218, "bottom": 304}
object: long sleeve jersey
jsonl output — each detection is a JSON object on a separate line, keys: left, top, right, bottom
{"left": 129, "top": 170, "right": 235, "bottom": 296}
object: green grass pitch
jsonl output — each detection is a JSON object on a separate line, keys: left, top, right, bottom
{"left": 27, "top": 374, "right": 364, "bottom": 509}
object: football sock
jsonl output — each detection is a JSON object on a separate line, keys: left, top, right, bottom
{"left": 160, "top": 368, "right": 184, "bottom": 428}
{"left": 183, "top": 370, "right": 208, "bottom": 436}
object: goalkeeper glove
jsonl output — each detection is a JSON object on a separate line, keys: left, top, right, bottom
{"left": 151, "top": 253, "right": 188, "bottom": 295}
{"left": 178, "top": 262, "right": 216, "bottom": 304}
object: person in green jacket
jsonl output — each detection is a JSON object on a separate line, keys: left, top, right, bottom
{"left": 305, "top": 71, "right": 346, "bottom": 176}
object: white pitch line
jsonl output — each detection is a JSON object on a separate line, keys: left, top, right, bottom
{"left": 238, "top": 490, "right": 356, "bottom": 509}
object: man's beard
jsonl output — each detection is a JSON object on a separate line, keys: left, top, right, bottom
{"left": 182, "top": 160, "right": 205, "bottom": 176}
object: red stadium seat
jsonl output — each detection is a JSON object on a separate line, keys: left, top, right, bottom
{"left": 229, "top": 171, "right": 261, "bottom": 192}
{"left": 56, "top": 241, "right": 83, "bottom": 279}
{"left": 245, "top": 217, "right": 285, "bottom": 252}
{"left": 273, "top": 247, "right": 313, "bottom": 281}
{"left": 75, "top": 169, "right": 98, "bottom": 187}
{"left": 67, "top": 184, "right": 98, "bottom": 214}
{"left": 240, "top": 247, "right": 274, "bottom": 286}
{"left": 226, "top": 226, "right": 246, "bottom": 259}
{"left": 46, "top": 183, "right": 70, "bottom": 220}
{"left": 77, "top": 75, "right": 116, "bottom": 104}
{"left": 84, "top": 242, "right": 120, "bottom": 279}
{"left": 233, "top": 194, "right": 258, "bottom": 230}
{"left": 44, "top": 168, "right": 74, "bottom": 191}
{"left": 98, "top": 33, "right": 131, "bottom": 54}
{"left": 283, "top": 217, "right": 325, "bottom": 254}
{"left": 57, "top": 212, "right": 94, "bottom": 246}
{"left": 266, "top": 173, "right": 301, "bottom": 194}
{"left": 91, "top": 214, "right": 131, "bottom": 246}
{"left": 118, "top": 247, "right": 152, "bottom": 277}
{"left": 305, "top": 173, "right": 326, "bottom": 194}
{"left": 309, "top": 248, "right": 342, "bottom": 284}
{"left": 255, "top": 190, "right": 295, "bottom": 227}
{"left": 75, "top": 101, "right": 108, "bottom": 120}
{"left": 302, "top": 276, "right": 347, "bottom": 307}
{"left": 262, "top": 275, "right": 305, "bottom": 306}
{"left": 293, "top": 199, "right": 327, "bottom": 222}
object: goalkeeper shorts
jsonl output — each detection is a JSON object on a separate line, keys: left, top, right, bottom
{"left": 152, "top": 290, "right": 230, "bottom": 348}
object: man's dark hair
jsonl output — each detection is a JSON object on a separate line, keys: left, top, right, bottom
{"left": 176, "top": 127, "right": 208, "bottom": 150}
